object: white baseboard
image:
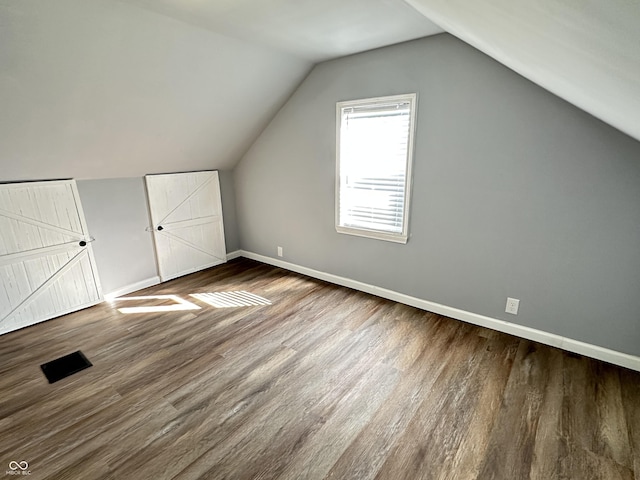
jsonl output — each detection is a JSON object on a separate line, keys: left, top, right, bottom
{"left": 104, "top": 276, "right": 161, "bottom": 301}
{"left": 103, "top": 252, "right": 240, "bottom": 301}
{"left": 226, "top": 250, "right": 243, "bottom": 261}
{"left": 238, "top": 250, "right": 640, "bottom": 372}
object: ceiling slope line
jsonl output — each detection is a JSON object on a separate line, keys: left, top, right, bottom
{"left": 404, "top": 0, "right": 640, "bottom": 143}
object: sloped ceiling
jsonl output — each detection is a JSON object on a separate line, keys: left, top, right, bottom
{"left": 0, "top": 0, "right": 312, "bottom": 181}
{"left": 0, "top": 0, "right": 443, "bottom": 181}
{"left": 117, "top": 0, "right": 444, "bottom": 62}
{"left": 405, "top": 0, "right": 640, "bottom": 143}
{"left": 2, "top": 0, "right": 636, "bottom": 183}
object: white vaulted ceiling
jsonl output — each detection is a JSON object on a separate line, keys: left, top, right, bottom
{"left": 1, "top": 0, "right": 638, "bottom": 182}
{"left": 0, "top": 0, "right": 312, "bottom": 180}
{"left": 0, "top": 0, "right": 443, "bottom": 181}
{"left": 117, "top": 0, "right": 444, "bottom": 62}
{"left": 405, "top": 0, "right": 640, "bottom": 143}
{"left": 118, "top": 0, "right": 640, "bottom": 142}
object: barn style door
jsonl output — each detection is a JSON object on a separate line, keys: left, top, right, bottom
{"left": 145, "top": 171, "right": 227, "bottom": 282}
{"left": 0, "top": 180, "right": 103, "bottom": 335}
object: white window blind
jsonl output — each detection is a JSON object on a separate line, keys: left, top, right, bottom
{"left": 336, "top": 94, "right": 416, "bottom": 243}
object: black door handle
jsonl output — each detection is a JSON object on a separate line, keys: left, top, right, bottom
{"left": 157, "top": 226, "right": 163, "bottom": 231}
{"left": 79, "top": 241, "right": 87, "bottom": 247}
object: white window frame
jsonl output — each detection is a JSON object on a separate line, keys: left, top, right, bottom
{"left": 335, "top": 93, "right": 417, "bottom": 244}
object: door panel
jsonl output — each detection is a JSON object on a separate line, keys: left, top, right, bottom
{"left": 146, "top": 171, "right": 226, "bottom": 282}
{"left": 0, "top": 180, "right": 103, "bottom": 335}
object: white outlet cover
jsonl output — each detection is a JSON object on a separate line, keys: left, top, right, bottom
{"left": 506, "top": 297, "right": 520, "bottom": 315}
{"left": 277, "top": 246, "right": 283, "bottom": 257}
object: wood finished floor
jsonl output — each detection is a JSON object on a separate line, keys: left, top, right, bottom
{"left": 1, "top": 258, "right": 639, "bottom": 480}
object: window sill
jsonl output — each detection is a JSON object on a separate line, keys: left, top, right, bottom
{"left": 336, "top": 225, "right": 408, "bottom": 244}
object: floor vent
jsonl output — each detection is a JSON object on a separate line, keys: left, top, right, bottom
{"left": 40, "top": 350, "right": 92, "bottom": 384}
{"left": 191, "top": 291, "right": 271, "bottom": 308}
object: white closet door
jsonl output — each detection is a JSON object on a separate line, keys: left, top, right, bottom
{"left": 0, "top": 180, "right": 103, "bottom": 335}
{"left": 145, "top": 171, "right": 227, "bottom": 282}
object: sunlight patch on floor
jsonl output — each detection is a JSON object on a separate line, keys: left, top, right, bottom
{"left": 113, "top": 295, "right": 201, "bottom": 314}
{"left": 190, "top": 291, "right": 272, "bottom": 308}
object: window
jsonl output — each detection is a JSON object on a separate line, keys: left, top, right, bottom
{"left": 336, "top": 93, "right": 417, "bottom": 243}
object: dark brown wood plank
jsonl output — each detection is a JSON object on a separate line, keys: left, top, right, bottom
{"left": 559, "top": 355, "right": 634, "bottom": 480}
{"left": 475, "top": 341, "right": 560, "bottom": 479}
{"left": 529, "top": 346, "right": 565, "bottom": 479}
{"left": 619, "top": 368, "right": 640, "bottom": 480}
{"left": 373, "top": 330, "right": 514, "bottom": 480}
{"left": 0, "top": 257, "right": 637, "bottom": 480}
{"left": 325, "top": 317, "right": 468, "bottom": 480}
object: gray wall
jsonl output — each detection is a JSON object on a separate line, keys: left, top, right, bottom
{"left": 234, "top": 34, "right": 640, "bottom": 356}
{"left": 77, "top": 177, "right": 157, "bottom": 295}
{"left": 0, "top": 0, "right": 311, "bottom": 181}
{"left": 218, "top": 170, "right": 240, "bottom": 252}
{"left": 77, "top": 173, "right": 240, "bottom": 294}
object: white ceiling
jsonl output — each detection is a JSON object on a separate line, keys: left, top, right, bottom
{"left": 3, "top": 0, "right": 637, "bottom": 182}
{"left": 121, "top": 0, "right": 640, "bottom": 142}
{"left": 118, "top": 0, "right": 444, "bottom": 61}
{"left": 0, "top": 0, "right": 312, "bottom": 180}
{"left": 406, "top": 0, "right": 640, "bottom": 143}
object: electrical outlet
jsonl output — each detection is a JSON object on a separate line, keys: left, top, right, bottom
{"left": 505, "top": 297, "right": 520, "bottom": 315}
{"left": 277, "top": 246, "right": 283, "bottom": 257}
